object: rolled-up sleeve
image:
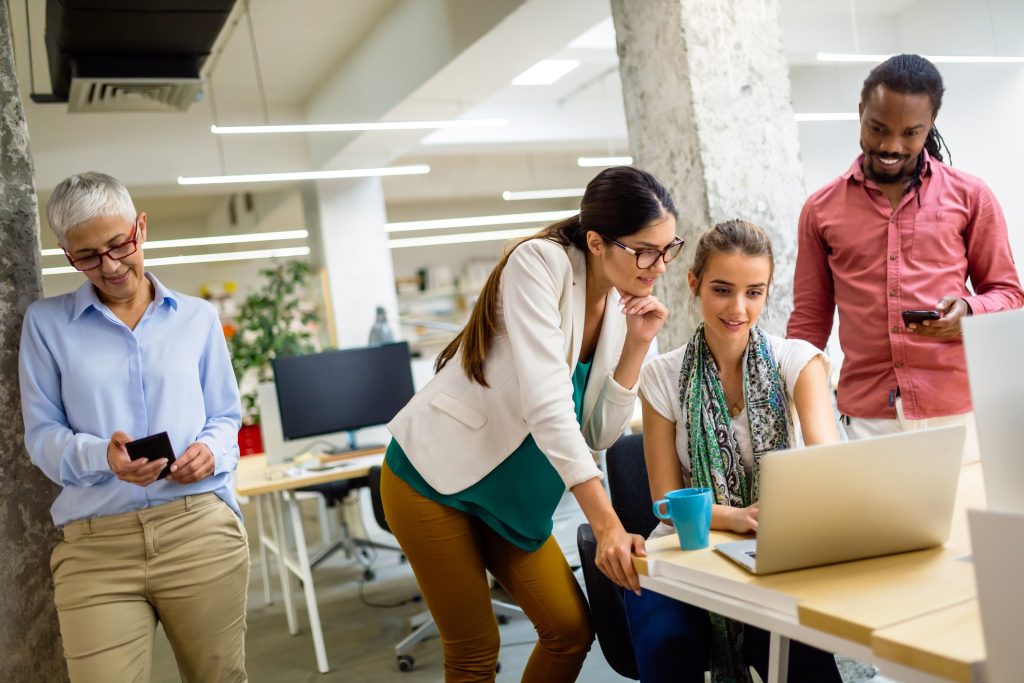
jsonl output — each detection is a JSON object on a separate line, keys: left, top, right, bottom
{"left": 962, "top": 185, "right": 1024, "bottom": 315}
{"left": 19, "top": 306, "right": 112, "bottom": 487}
{"left": 195, "top": 312, "right": 242, "bottom": 475}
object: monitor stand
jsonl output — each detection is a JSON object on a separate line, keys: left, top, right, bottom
{"left": 322, "top": 430, "right": 386, "bottom": 456}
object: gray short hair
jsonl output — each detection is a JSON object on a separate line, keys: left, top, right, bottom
{"left": 46, "top": 172, "right": 137, "bottom": 244}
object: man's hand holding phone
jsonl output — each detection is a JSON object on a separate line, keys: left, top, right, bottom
{"left": 108, "top": 431, "right": 168, "bottom": 486}
{"left": 906, "top": 297, "right": 969, "bottom": 338}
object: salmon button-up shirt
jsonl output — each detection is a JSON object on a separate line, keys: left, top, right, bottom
{"left": 787, "top": 152, "right": 1024, "bottom": 420}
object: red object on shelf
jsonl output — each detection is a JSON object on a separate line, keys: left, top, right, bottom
{"left": 238, "top": 424, "right": 263, "bottom": 456}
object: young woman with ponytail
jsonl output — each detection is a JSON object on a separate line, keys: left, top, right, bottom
{"left": 384, "top": 166, "right": 681, "bottom": 682}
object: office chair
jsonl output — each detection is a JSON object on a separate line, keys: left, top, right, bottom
{"left": 297, "top": 478, "right": 403, "bottom": 580}
{"left": 577, "top": 432, "right": 659, "bottom": 680}
{"left": 367, "top": 465, "right": 523, "bottom": 673}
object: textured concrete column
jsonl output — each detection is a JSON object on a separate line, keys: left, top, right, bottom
{"left": 0, "top": 2, "right": 68, "bottom": 679}
{"left": 611, "top": 0, "right": 805, "bottom": 349}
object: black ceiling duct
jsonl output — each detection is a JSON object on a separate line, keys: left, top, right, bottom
{"left": 41, "top": 0, "right": 236, "bottom": 112}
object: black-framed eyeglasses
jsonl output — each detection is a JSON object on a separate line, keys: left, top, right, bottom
{"left": 607, "top": 236, "right": 684, "bottom": 269}
{"left": 64, "top": 220, "right": 140, "bottom": 272}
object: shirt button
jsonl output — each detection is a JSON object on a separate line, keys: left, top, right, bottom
{"left": 895, "top": 361, "right": 904, "bottom": 369}
{"left": 891, "top": 326, "right": 899, "bottom": 333}
{"left": 890, "top": 217, "right": 897, "bottom": 223}
{"left": 889, "top": 289, "right": 898, "bottom": 296}
{"left": 890, "top": 254, "right": 897, "bottom": 261}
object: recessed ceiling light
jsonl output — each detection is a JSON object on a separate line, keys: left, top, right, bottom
{"left": 211, "top": 119, "right": 508, "bottom": 135}
{"left": 177, "top": 165, "right": 429, "bottom": 185}
{"left": 502, "top": 188, "right": 585, "bottom": 201}
{"left": 817, "top": 51, "right": 1024, "bottom": 64}
{"left": 794, "top": 113, "right": 859, "bottom": 122}
{"left": 577, "top": 156, "right": 633, "bottom": 167}
{"left": 388, "top": 228, "right": 537, "bottom": 249}
{"left": 384, "top": 209, "right": 577, "bottom": 233}
{"left": 40, "top": 229, "right": 309, "bottom": 256}
{"left": 512, "top": 59, "right": 581, "bottom": 86}
{"left": 43, "top": 246, "right": 311, "bottom": 275}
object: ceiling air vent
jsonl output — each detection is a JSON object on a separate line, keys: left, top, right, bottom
{"left": 67, "top": 77, "right": 203, "bottom": 113}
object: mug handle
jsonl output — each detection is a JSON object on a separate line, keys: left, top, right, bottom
{"left": 653, "top": 499, "right": 671, "bottom": 520}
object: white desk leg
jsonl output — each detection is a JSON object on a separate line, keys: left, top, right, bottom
{"left": 768, "top": 631, "right": 790, "bottom": 683}
{"left": 255, "top": 495, "right": 272, "bottom": 607}
{"left": 271, "top": 491, "right": 298, "bottom": 635}
{"left": 285, "top": 489, "right": 330, "bottom": 674}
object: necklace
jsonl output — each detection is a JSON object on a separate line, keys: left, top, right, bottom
{"left": 723, "top": 387, "right": 743, "bottom": 417}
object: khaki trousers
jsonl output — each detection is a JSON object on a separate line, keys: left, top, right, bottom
{"left": 381, "top": 462, "right": 593, "bottom": 683}
{"left": 51, "top": 493, "right": 250, "bottom": 683}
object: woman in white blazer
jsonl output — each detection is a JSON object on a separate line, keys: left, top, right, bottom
{"left": 383, "top": 167, "right": 681, "bottom": 682}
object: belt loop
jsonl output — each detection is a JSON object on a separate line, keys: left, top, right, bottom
{"left": 184, "top": 495, "right": 193, "bottom": 511}
{"left": 84, "top": 518, "right": 92, "bottom": 535}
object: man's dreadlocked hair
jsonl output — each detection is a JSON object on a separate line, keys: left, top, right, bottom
{"left": 860, "top": 53, "right": 951, "bottom": 166}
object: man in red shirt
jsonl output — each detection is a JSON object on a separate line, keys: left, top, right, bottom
{"left": 788, "top": 54, "right": 1023, "bottom": 449}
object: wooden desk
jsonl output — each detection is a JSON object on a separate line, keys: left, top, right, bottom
{"left": 235, "top": 449, "right": 385, "bottom": 673}
{"left": 872, "top": 600, "right": 985, "bottom": 683}
{"left": 634, "top": 462, "right": 987, "bottom": 683}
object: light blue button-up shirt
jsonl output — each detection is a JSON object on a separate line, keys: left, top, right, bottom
{"left": 19, "top": 273, "right": 243, "bottom": 526}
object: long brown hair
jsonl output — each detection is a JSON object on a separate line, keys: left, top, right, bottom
{"left": 436, "top": 166, "right": 677, "bottom": 385}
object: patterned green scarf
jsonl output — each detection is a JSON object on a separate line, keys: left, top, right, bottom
{"left": 678, "top": 324, "right": 794, "bottom": 683}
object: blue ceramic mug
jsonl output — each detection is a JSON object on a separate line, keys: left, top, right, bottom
{"left": 652, "top": 487, "right": 713, "bottom": 550}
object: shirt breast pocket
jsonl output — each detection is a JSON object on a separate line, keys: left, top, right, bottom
{"left": 912, "top": 211, "right": 966, "bottom": 264}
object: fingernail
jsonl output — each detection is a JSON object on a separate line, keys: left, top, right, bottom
{"left": 634, "top": 590, "right": 642, "bottom": 597}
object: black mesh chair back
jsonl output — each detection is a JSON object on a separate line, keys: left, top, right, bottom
{"left": 606, "top": 432, "right": 657, "bottom": 537}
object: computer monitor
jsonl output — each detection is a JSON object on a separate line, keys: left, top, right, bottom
{"left": 272, "top": 341, "right": 415, "bottom": 450}
{"left": 963, "top": 309, "right": 1024, "bottom": 513}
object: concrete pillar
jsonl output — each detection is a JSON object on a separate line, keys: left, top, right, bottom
{"left": 304, "top": 178, "right": 399, "bottom": 349}
{"left": 0, "top": 2, "right": 68, "bottom": 680}
{"left": 611, "top": 0, "right": 806, "bottom": 349}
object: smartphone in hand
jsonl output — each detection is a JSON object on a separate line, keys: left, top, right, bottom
{"left": 902, "top": 309, "right": 941, "bottom": 326}
{"left": 126, "top": 432, "right": 176, "bottom": 480}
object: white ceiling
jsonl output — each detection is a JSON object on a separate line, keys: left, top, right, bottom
{"left": 10, "top": 0, "right": 1024, "bottom": 234}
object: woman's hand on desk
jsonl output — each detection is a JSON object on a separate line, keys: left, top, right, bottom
{"left": 595, "top": 523, "right": 647, "bottom": 596}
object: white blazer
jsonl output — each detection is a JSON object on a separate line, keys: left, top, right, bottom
{"left": 388, "top": 238, "right": 638, "bottom": 495}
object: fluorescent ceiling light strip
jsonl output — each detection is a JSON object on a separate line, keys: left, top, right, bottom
{"left": 512, "top": 59, "right": 581, "bottom": 85}
{"left": 178, "top": 165, "right": 429, "bottom": 185}
{"left": 42, "top": 247, "right": 310, "bottom": 275}
{"left": 211, "top": 119, "right": 507, "bottom": 135}
{"left": 389, "top": 228, "right": 537, "bottom": 249}
{"left": 385, "top": 209, "right": 576, "bottom": 233}
{"left": 502, "top": 188, "right": 585, "bottom": 201}
{"left": 577, "top": 156, "right": 633, "bottom": 167}
{"left": 794, "top": 113, "right": 859, "bottom": 122}
{"left": 40, "top": 229, "right": 309, "bottom": 257}
{"left": 817, "top": 51, "right": 1024, "bottom": 64}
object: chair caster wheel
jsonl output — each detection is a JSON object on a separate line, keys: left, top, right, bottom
{"left": 496, "top": 661, "right": 502, "bottom": 673}
{"left": 496, "top": 615, "right": 511, "bottom": 625}
{"left": 397, "top": 654, "right": 414, "bottom": 672}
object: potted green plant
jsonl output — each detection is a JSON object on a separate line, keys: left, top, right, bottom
{"left": 228, "top": 260, "right": 321, "bottom": 445}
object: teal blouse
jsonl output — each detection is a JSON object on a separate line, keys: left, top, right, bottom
{"left": 385, "top": 360, "right": 593, "bottom": 552}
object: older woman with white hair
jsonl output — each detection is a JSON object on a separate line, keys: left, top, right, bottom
{"left": 19, "top": 172, "right": 248, "bottom": 682}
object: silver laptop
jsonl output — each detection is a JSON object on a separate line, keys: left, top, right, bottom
{"left": 716, "top": 426, "right": 964, "bottom": 575}
{"left": 963, "top": 310, "right": 1024, "bottom": 514}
